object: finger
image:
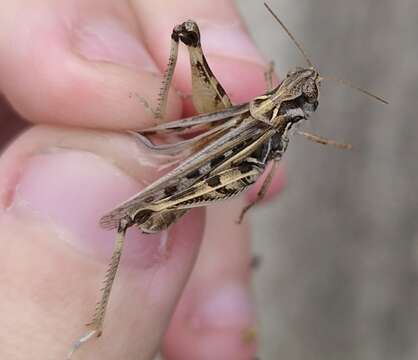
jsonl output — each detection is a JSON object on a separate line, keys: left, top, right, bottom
{"left": 162, "top": 199, "right": 257, "bottom": 360}
{"left": 132, "top": 0, "right": 270, "bottom": 106}
{"left": 0, "top": 0, "right": 182, "bottom": 130}
{"left": 0, "top": 126, "right": 204, "bottom": 359}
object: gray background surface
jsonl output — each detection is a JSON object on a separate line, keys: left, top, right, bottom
{"left": 237, "top": 0, "right": 418, "bottom": 359}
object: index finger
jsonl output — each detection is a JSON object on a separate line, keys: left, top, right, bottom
{"left": 0, "top": 0, "right": 182, "bottom": 130}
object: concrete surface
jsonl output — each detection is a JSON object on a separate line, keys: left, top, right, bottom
{"left": 237, "top": 0, "right": 418, "bottom": 359}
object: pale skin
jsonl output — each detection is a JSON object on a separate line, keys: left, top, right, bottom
{"left": 0, "top": 1, "right": 285, "bottom": 359}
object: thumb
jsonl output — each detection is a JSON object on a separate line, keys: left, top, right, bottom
{"left": 0, "top": 126, "right": 204, "bottom": 359}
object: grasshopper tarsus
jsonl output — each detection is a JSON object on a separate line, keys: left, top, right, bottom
{"left": 66, "top": 329, "right": 100, "bottom": 360}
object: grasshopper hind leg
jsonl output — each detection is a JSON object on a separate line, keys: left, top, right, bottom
{"left": 145, "top": 19, "right": 234, "bottom": 122}
{"left": 67, "top": 221, "right": 129, "bottom": 359}
{"left": 140, "top": 209, "right": 188, "bottom": 234}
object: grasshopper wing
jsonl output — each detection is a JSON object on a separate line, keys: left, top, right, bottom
{"left": 100, "top": 117, "right": 271, "bottom": 230}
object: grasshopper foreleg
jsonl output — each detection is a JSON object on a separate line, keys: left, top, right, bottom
{"left": 297, "top": 130, "right": 352, "bottom": 149}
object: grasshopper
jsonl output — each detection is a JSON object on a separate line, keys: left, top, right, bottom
{"left": 67, "top": 3, "right": 387, "bottom": 358}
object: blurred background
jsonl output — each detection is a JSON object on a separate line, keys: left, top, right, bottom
{"left": 237, "top": 0, "right": 418, "bottom": 359}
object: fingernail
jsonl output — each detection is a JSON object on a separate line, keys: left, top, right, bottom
{"left": 199, "top": 22, "right": 266, "bottom": 66}
{"left": 190, "top": 284, "right": 255, "bottom": 330}
{"left": 11, "top": 150, "right": 160, "bottom": 263}
{"left": 72, "top": 18, "right": 159, "bottom": 72}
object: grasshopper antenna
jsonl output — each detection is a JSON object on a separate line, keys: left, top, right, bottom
{"left": 323, "top": 75, "right": 389, "bottom": 104}
{"left": 264, "top": 3, "right": 388, "bottom": 105}
{"left": 264, "top": 2, "right": 314, "bottom": 68}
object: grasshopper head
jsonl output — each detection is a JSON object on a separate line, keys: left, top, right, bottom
{"left": 284, "top": 67, "right": 321, "bottom": 117}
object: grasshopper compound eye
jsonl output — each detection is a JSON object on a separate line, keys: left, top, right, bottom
{"left": 302, "top": 78, "right": 318, "bottom": 101}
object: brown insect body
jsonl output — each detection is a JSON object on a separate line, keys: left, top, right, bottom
{"left": 101, "top": 66, "right": 321, "bottom": 234}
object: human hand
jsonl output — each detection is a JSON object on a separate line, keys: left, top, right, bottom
{"left": 0, "top": 1, "right": 284, "bottom": 359}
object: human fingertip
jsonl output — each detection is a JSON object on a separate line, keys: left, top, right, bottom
{"left": 163, "top": 284, "right": 257, "bottom": 360}
{"left": 0, "top": 2, "right": 183, "bottom": 130}
{"left": 8, "top": 149, "right": 159, "bottom": 263}
{"left": 190, "top": 284, "right": 255, "bottom": 331}
{"left": 200, "top": 22, "right": 266, "bottom": 67}
{"left": 72, "top": 15, "right": 158, "bottom": 73}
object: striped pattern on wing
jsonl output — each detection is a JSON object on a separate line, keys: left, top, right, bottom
{"left": 100, "top": 117, "right": 272, "bottom": 230}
